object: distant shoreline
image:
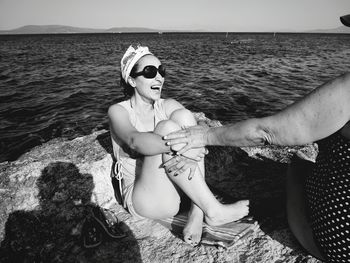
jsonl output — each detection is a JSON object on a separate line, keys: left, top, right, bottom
{"left": 1, "top": 32, "right": 350, "bottom": 36}
{"left": 0, "top": 24, "right": 349, "bottom": 35}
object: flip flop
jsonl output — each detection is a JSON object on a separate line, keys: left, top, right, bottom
{"left": 91, "top": 206, "right": 127, "bottom": 239}
{"left": 82, "top": 217, "right": 103, "bottom": 249}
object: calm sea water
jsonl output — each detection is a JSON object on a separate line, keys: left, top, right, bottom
{"left": 1, "top": 33, "right": 350, "bottom": 162}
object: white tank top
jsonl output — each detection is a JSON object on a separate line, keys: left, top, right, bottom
{"left": 111, "top": 99, "right": 168, "bottom": 204}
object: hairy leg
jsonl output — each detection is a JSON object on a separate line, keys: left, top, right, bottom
{"left": 286, "top": 154, "right": 325, "bottom": 260}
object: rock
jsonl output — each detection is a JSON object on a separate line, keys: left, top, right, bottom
{"left": 0, "top": 116, "right": 321, "bottom": 262}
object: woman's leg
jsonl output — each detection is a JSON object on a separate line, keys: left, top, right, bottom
{"left": 132, "top": 109, "right": 248, "bottom": 241}
{"left": 131, "top": 139, "right": 181, "bottom": 219}
{"left": 162, "top": 148, "right": 249, "bottom": 226}
{"left": 181, "top": 158, "right": 205, "bottom": 246}
{"left": 132, "top": 109, "right": 204, "bottom": 245}
{"left": 169, "top": 109, "right": 204, "bottom": 246}
{"left": 166, "top": 109, "right": 247, "bottom": 243}
{"left": 166, "top": 109, "right": 249, "bottom": 226}
{"left": 133, "top": 110, "right": 249, "bottom": 225}
{"left": 131, "top": 109, "right": 200, "bottom": 220}
{"left": 286, "top": 154, "right": 325, "bottom": 260}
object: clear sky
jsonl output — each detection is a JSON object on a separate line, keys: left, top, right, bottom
{"left": 1, "top": 0, "right": 350, "bottom": 32}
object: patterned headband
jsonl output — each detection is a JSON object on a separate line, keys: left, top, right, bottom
{"left": 120, "top": 45, "right": 153, "bottom": 81}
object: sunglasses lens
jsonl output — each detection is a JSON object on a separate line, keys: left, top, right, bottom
{"left": 158, "top": 65, "right": 166, "bottom": 77}
{"left": 143, "top": 66, "right": 158, "bottom": 78}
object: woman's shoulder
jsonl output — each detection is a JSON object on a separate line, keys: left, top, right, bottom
{"left": 162, "top": 98, "right": 183, "bottom": 108}
{"left": 108, "top": 100, "right": 130, "bottom": 117}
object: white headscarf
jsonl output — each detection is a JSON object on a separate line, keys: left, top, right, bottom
{"left": 120, "top": 45, "right": 153, "bottom": 82}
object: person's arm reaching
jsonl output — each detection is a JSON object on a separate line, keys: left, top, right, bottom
{"left": 165, "top": 73, "right": 350, "bottom": 154}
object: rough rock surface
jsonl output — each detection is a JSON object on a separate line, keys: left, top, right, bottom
{"left": 0, "top": 116, "right": 322, "bottom": 262}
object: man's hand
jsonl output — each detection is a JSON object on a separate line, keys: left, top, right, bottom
{"left": 163, "top": 125, "right": 210, "bottom": 154}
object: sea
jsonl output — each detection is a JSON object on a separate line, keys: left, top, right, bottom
{"left": 1, "top": 32, "right": 350, "bottom": 162}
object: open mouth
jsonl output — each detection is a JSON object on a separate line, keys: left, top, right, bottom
{"left": 150, "top": 86, "right": 161, "bottom": 91}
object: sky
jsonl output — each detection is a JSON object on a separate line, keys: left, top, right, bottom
{"left": 0, "top": 0, "right": 350, "bottom": 32}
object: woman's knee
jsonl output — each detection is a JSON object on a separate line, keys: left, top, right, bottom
{"left": 154, "top": 120, "right": 181, "bottom": 137}
{"left": 157, "top": 199, "right": 181, "bottom": 218}
{"left": 154, "top": 109, "right": 196, "bottom": 137}
{"left": 170, "top": 108, "right": 196, "bottom": 127}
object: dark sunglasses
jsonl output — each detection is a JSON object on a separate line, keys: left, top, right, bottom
{"left": 132, "top": 65, "right": 166, "bottom": 79}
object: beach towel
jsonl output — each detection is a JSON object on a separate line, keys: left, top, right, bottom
{"left": 156, "top": 185, "right": 259, "bottom": 249}
{"left": 156, "top": 214, "right": 258, "bottom": 248}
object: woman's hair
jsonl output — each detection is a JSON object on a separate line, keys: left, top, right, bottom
{"left": 120, "top": 63, "right": 138, "bottom": 98}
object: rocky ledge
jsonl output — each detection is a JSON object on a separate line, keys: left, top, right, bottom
{"left": 0, "top": 116, "right": 321, "bottom": 262}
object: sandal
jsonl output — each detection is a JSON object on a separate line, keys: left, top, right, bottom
{"left": 91, "top": 206, "right": 127, "bottom": 239}
{"left": 82, "top": 217, "right": 103, "bottom": 249}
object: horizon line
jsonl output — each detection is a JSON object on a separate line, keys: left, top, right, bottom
{"left": 0, "top": 24, "right": 349, "bottom": 34}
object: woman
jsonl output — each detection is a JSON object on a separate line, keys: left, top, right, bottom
{"left": 164, "top": 71, "right": 350, "bottom": 261}
{"left": 108, "top": 45, "right": 249, "bottom": 246}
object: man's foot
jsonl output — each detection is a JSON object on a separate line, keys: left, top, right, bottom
{"left": 183, "top": 205, "right": 204, "bottom": 246}
{"left": 205, "top": 200, "right": 250, "bottom": 226}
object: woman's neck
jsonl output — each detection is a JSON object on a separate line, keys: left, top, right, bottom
{"left": 130, "top": 95, "right": 154, "bottom": 113}
{"left": 130, "top": 95, "right": 156, "bottom": 130}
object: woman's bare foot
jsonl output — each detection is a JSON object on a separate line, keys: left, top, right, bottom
{"left": 205, "top": 200, "right": 249, "bottom": 226}
{"left": 183, "top": 205, "right": 204, "bottom": 246}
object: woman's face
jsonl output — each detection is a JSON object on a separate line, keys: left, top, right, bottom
{"left": 131, "top": 55, "right": 164, "bottom": 102}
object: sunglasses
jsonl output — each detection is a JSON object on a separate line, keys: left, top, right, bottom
{"left": 132, "top": 65, "right": 166, "bottom": 79}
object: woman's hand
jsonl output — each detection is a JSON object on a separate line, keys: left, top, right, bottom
{"left": 164, "top": 125, "right": 210, "bottom": 154}
{"left": 181, "top": 147, "right": 208, "bottom": 162}
{"left": 162, "top": 155, "right": 199, "bottom": 180}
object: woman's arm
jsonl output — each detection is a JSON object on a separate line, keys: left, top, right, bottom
{"left": 165, "top": 73, "right": 350, "bottom": 152}
{"left": 163, "top": 98, "right": 208, "bottom": 160}
{"left": 108, "top": 104, "right": 171, "bottom": 156}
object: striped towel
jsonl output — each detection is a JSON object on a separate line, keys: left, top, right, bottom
{"left": 156, "top": 185, "right": 259, "bottom": 248}
{"left": 156, "top": 213, "right": 258, "bottom": 248}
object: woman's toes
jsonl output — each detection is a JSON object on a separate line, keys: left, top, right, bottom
{"left": 184, "top": 234, "right": 200, "bottom": 246}
{"left": 184, "top": 234, "right": 193, "bottom": 245}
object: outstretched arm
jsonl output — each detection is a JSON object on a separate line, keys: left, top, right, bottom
{"left": 165, "top": 73, "right": 350, "bottom": 153}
